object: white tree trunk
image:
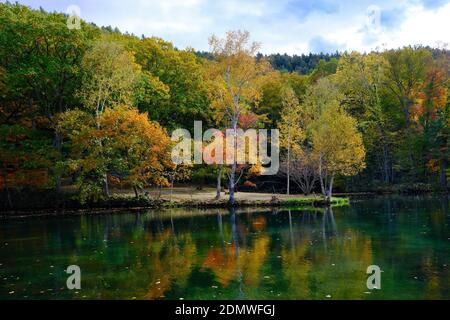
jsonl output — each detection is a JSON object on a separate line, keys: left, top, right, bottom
{"left": 229, "top": 118, "right": 237, "bottom": 205}
{"left": 216, "top": 165, "right": 222, "bottom": 200}
{"left": 286, "top": 127, "right": 291, "bottom": 195}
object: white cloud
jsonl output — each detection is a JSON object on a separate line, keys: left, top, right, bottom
{"left": 387, "top": 2, "right": 450, "bottom": 48}
{"left": 13, "top": 0, "right": 450, "bottom": 54}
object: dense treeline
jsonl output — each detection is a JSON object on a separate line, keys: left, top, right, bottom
{"left": 0, "top": 3, "right": 448, "bottom": 209}
{"left": 198, "top": 51, "right": 341, "bottom": 75}
{"left": 263, "top": 49, "right": 445, "bottom": 75}
{"left": 259, "top": 52, "right": 341, "bottom": 75}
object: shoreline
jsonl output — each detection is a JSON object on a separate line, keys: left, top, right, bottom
{"left": 1, "top": 188, "right": 447, "bottom": 219}
{"left": 0, "top": 195, "right": 350, "bottom": 219}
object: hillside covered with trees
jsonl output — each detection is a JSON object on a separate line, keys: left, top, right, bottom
{"left": 0, "top": 3, "right": 448, "bottom": 210}
{"left": 198, "top": 51, "right": 341, "bottom": 75}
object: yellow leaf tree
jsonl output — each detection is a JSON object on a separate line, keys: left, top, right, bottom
{"left": 310, "top": 102, "right": 366, "bottom": 202}
{"left": 278, "top": 87, "right": 303, "bottom": 195}
{"left": 78, "top": 39, "right": 141, "bottom": 118}
{"left": 77, "top": 38, "right": 142, "bottom": 196}
{"left": 207, "top": 30, "right": 271, "bottom": 205}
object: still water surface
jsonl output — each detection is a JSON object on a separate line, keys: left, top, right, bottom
{"left": 1, "top": 195, "right": 449, "bottom": 300}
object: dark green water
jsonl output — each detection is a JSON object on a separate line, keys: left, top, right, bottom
{"left": 1, "top": 195, "right": 449, "bottom": 300}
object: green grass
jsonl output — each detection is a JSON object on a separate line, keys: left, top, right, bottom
{"left": 280, "top": 196, "right": 350, "bottom": 207}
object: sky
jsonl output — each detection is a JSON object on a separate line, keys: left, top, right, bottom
{"left": 6, "top": 0, "right": 450, "bottom": 54}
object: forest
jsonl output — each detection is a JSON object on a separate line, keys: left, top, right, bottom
{"left": 0, "top": 3, "right": 448, "bottom": 209}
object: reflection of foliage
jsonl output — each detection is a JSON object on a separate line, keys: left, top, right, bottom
{"left": 281, "top": 232, "right": 312, "bottom": 299}
{"left": 202, "top": 234, "right": 270, "bottom": 290}
{"left": 145, "top": 232, "right": 197, "bottom": 299}
{"left": 286, "top": 219, "right": 373, "bottom": 299}
{"left": 2, "top": 197, "right": 450, "bottom": 300}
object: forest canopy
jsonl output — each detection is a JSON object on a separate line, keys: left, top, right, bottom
{"left": 0, "top": 3, "right": 448, "bottom": 207}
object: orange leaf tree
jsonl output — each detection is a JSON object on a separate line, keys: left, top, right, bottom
{"left": 57, "top": 106, "right": 173, "bottom": 202}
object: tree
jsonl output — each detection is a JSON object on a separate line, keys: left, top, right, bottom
{"left": 76, "top": 39, "right": 142, "bottom": 196}
{"left": 207, "top": 30, "right": 271, "bottom": 205}
{"left": 303, "top": 78, "right": 343, "bottom": 121}
{"left": 384, "top": 47, "right": 431, "bottom": 128}
{"left": 310, "top": 58, "right": 339, "bottom": 81}
{"left": 258, "top": 52, "right": 341, "bottom": 75}
{"left": 257, "top": 73, "right": 286, "bottom": 126}
{"left": 78, "top": 39, "right": 141, "bottom": 117}
{"left": 164, "top": 164, "right": 192, "bottom": 202}
{"left": 335, "top": 52, "right": 394, "bottom": 183}
{"left": 131, "top": 37, "right": 212, "bottom": 131}
{"left": 0, "top": 3, "right": 98, "bottom": 190}
{"left": 0, "top": 4, "right": 98, "bottom": 120}
{"left": 416, "top": 58, "right": 449, "bottom": 188}
{"left": 202, "top": 111, "right": 262, "bottom": 200}
{"left": 309, "top": 98, "right": 366, "bottom": 202}
{"left": 382, "top": 47, "right": 432, "bottom": 182}
{"left": 278, "top": 88, "right": 303, "bottom": 194}
{"left": 256, "top": 71, "right": 308, "bottom": 127}
{"left": 56, "top": 106, "right": 173, "bottom": 203}
{"left": 0, "top": 124, "right": 56, "bottom": 209}
{"left": 279, "top": 148, "right": 317, "bottom": 195}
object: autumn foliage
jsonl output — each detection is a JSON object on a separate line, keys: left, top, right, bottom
{"left": 57, "top": 106, "right": 173, "bottom": 202}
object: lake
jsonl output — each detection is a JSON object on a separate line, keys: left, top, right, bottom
{"left": 1, "top": 195, "right": 449, "bottom": 300}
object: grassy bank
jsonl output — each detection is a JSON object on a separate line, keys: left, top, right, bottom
{"left": 280, "top": 196, "right": 350, "bottom": 207}
{"left": 160, "top": 195, "right": 349, "bottom": 209}
{"left": 0, "top": 187, "right": 350, "bottom": 218}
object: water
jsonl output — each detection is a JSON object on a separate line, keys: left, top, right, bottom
{"left": 0, "top": 195, "right": 449, "bottom": 300}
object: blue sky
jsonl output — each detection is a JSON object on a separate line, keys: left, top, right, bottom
{"left": 6, "top": 0, "right": 450, "bottom": 54}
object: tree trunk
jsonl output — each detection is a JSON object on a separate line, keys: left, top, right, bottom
{"left": 306, "top": 176, "right": 315, "bottom": 195}
{"left": 318, "top": 157, "right": 326, "bottom": 197}
{"left": 170, "top": 176, "right": 174, "bottom": 202}
{"left": 103, "top": 174, "right": 110, "bottom": 197}
{"left": 286, "top": 128, "right": 291, "bottom": 195}
{"left": 216, "top": 165, "right": 222, "bottom": 200}
{"left": 133, "top": 186, "right": 139, "bottom": 199}
{"left": 229, "top": 163, "right": 236, "bottom": 205}
{"left": 382, "top": 142, "right": 390, "bottom": 183}
{"left": 391, "top": 162, "right": 395, "bottom": 184}
{"left": 326, "top": 175, "right": 334, "bottom": 203}
{"left": 402, "top": 97, "right": 411, "bottom": 128}
{"left": 2, "top": 166, "right": 13, "bottom": 209}
{"left": 440, "top": 157, "right": 447, "bottom": 189}
{"left": 228, "top": 119, "right": 237, "bottom": 206}
{"left": 54, "top": 131, "right": 62, "bottom": 192}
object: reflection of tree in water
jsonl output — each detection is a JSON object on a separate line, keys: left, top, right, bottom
{"left": 280, "top": 207, "right": 374, "bottom": 299}
{"left": 218, "top": 211, "right": 224, "bottom": 247}
{"left": 230, "top": 207, "right": 244, "bottom": 299}
{"left": 281, "top": 209, "right": 313, "bottom": 299}
{"left": 3, "top": 196, "right": 448, "bottom": 300}
{"left": 90, "top": 213, "right": 198, "bottom": 299}
{"left": 144, "top": 225, "right": 197, "bottom": 299}
{"left": 201, "top": 208, "right": 270, "bottom": 299}
{"left": 49, "top": 213, "right": 199, "bottom": 299}
{"left": 354, "top": 195, "right": 450, "bottom": 299}
{"left": 417, "top": 196, "right": 450, "bottom": 299}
